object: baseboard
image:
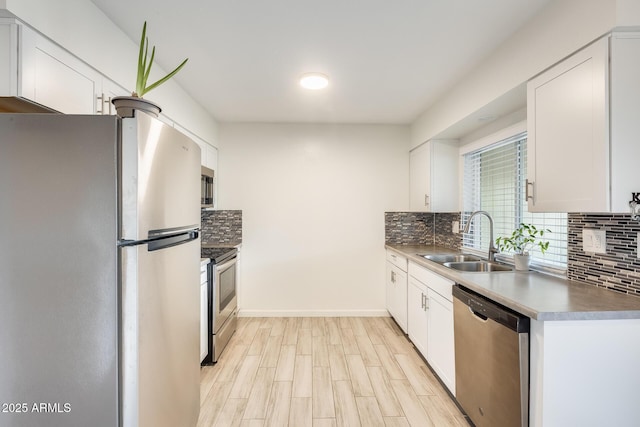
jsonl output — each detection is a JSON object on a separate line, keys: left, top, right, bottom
{"left": 237, "top": 309, "right": 391, "bottom": 318}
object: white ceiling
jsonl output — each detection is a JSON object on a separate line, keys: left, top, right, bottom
{"left": 90, "top": 0, "right": 552, "bottom": 124}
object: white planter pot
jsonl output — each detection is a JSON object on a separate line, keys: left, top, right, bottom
{"left": 514, "top": 254, "right": 531, "bottom": 271}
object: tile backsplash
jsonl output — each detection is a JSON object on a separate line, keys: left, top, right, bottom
{"left": 434, "top": 213, "right": 462, "bottom": 249}
{"left": 568, "top": 213, "right": 640, "bottom": 297}
{"left": 384, "top": 212, "right": 433, "bottom": 245}
{"left": 385, "top": 212, "right": 461, "bottom": 250}
{"left": 386, "top": 211, "right": 640, "bottom": 298}
{"left": 201, "top": 209, "right": 243, "bottom": 246}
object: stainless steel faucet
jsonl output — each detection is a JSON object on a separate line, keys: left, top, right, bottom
{"left": 462, "top": 210, "right": 498, "bottom": 261}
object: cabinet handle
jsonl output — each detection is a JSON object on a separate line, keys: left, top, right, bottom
{"left": 424, "top": 194, "right": 430, "bottom": 206}
{"left": 525, "top": 179, "right": 534, "bottom": 201}
{"left": 97, "top": 94, "right": 113, "bottom": 115}
{"left": 424, "top": 295, "right": 429, "bottom": 311}
{"left": 421, "top": 293, "right": 425, "bottom": 310}
{"left": 391, "top": 271, "right": 396, "bottom": 283}
{"left": 96, "top": 94, "right": 104, "bottom": 114}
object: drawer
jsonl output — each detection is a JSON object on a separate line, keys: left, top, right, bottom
{"left": 408, "top": 262, "right": 454, "bottom": 302}
{"left": 386, "top": 250, "right": 408, "bottom": 272}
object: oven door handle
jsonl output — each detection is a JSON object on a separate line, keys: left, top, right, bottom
{"left": 215, "top": 257, "right": 237, "bottom": 272}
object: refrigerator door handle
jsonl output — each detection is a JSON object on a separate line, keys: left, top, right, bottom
{"left": 148, "top": 230, "right": 199, "bottom": 251}
{"left": 119, "top": 229, "right": 199, "bottom": 250}
{"left": 148, "top": 225, "right": 200, "bottom": 239}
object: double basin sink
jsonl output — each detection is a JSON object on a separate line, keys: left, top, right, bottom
{"left": 421, "top": 253, "right": 513, "bottom": 272}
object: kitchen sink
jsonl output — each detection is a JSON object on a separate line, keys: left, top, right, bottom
{"left": 421, "top": 253, "right": 482, "bottom": 263}
{"left": 443, "top": 261, "right": 513, "bottom": 272}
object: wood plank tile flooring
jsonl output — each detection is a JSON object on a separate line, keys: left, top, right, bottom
{"left": 198, "top": 317, "right": 468, "bottom": 427}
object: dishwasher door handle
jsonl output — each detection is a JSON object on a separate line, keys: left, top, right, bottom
{"left": 469, "top": 307, "right": 489, "bottom": 322}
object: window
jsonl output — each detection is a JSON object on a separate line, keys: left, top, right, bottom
{"left": 462, "top": 132, "right": 567, "bottom": 271}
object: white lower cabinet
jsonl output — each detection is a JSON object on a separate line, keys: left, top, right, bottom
{"left": 386, "top": 251, "right": 408, "bottom": 333}
{"left": 200, "top": 261, "right": 209, "bottom": 363}
{"left": 426, "top": 287, "right": 455, "bottom": 395}
{"left": 408, "top": 261, "right": 456, "bottom": 395}
{"left": 408, "top": 276, "right": 428, "bottom": 356}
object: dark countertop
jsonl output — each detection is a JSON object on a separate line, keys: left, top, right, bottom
{"left": 201, "top": 244, "right": 240, "bottom": 264}
{"left": 202, "top": 243, "right": 242, "bottom": 249}
{"left": 386, "top": 244, "right": 640, "bottom": 321}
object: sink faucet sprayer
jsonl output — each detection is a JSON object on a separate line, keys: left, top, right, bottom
{"left": 462, "top": 211, "right": 498, "bottom": 262}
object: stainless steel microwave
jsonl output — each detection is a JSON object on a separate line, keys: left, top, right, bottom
{"left": 201, "top": 166, "right": 215, "bottom": 208}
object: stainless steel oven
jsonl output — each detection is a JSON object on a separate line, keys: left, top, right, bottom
{"left": 201, "top": 247, "right": 237, "bottom": 363}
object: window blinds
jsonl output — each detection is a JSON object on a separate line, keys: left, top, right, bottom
{"left": 462, "top": 133, "right": 567, "bottom": 270}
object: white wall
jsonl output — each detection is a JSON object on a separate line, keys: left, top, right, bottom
{"left": 411, "top": 0, "right": 619, "bottom": 148}
{"left": 218, "top": 123, "right": 409, "bottom": 316}
{"left": 3, "top": 0, "right": 218, "bottom": 146}
{"left": 617, "top": 0, "right": 640, "bottom": 26}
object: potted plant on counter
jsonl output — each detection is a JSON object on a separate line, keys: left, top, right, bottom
{"left": 495, "top": 223, "right": 551, "bottom": 271}
{"left": 112, "top": 21, "right": 189, "bottom": 117}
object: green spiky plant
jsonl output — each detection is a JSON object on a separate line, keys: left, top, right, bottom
{"left": 133, "top": 21, "right": 188, "bottom": 97}
{"left": 495, "top": 223, "right": 551, "bottom": 255}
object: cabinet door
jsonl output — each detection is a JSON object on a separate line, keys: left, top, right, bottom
{"left": 427, "top": 290, "right": 455, "bottom": 395}
{"left": 386, "top": 262, "right": 407, "bottom": 333}
{"left": 409, "top": 141, "right": 431, "bottom": 211}
{"left": 410, "top": 140, "right": 459, "bottom": 212}
{"left": 527, "top": 37, "right": 609, "bottom": 212}
{"left": 408, "top": 277, "right": 428, "bottom": 358}
{"left": 0, "top": 22, "right": 19, "bottom": 96}
{"left": 385, "top": 261, "right": 395, "bottom": 315}
{"left": 610, "top": 32, "right": 640, "bottom": 212}
{"left": 431, "top": 140, "right": 459, "bottom": 211}
{"left": 200, "top": 282, "right": 208, "bottom": 362}
{"left": 20, "top": 30, "right": 101, "bottom": 114}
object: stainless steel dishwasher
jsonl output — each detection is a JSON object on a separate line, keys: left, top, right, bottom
{"left": 452, "top": 285, "right": 530, "bottom": 427}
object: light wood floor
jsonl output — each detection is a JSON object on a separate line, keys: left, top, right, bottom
{"left": 197, "top": 316, "right": 468, "bottom": 427}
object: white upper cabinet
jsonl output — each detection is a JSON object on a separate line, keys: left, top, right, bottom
{"left": 610, "top": 32, "right": 640, "bottom": 213}
{"left": 203, "top": 144, "right": 218, "bottom": 172}
{"left": 409, "top": 140, "right": 459, "bottom": 212}
{"left": 26, "top": 34, "right": 99, "bottom": 114}
{"left": 527, "top": 33, "right": 640, "bottom": 213}
{"left": 1, "top": 20, "right": 128, "bottom": 114}
{"left": 0, "top": 21, "right": 17, "bottom": 96}
{"left": 527, "top": 37, "right": 608, "bottom": 212}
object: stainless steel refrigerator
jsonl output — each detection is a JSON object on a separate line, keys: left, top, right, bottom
{"left": 0, "top": 112, "right": 201, "bottom": 427}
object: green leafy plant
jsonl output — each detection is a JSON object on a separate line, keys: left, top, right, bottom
{"left": 495, "top": 223, "right": 551, "bottom": 255}
{"left": 133, "top": 21, "right": 188, "bottom": 98}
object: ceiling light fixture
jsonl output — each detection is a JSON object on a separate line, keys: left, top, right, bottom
{"left": 299, "top": 73, "right": 329, "bottom": 90}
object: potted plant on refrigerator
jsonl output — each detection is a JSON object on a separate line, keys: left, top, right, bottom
{"left": 112, "top": 21, "right": 188, "bottom": 117}
{"left": 495, "top": 223, "right": 551, "bottom": 271}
